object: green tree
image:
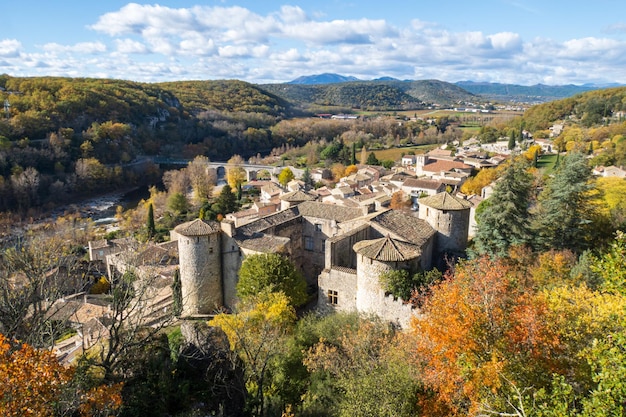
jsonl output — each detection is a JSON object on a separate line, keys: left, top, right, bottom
{"left": 366, "top": 151, "right": 380, "bottom": 165}
{"left": 474, "top": 158, "right": 534, "bottom": 258}
{"left": 301, "top": 167, "right": 313, "bottom": 190}
{"left": 212, "top": 184, "right": 238, "bottom": 215}
{"left": 167, "top": 192, "right": 189, "bottom": 215}
{"left": 146, "top": 203, "right": 156, "bottom": 239}
{"left": 508, "top": 129, "right": 516, "bottom": 150}
{"left": 278, "top": 167, "right": 295, "bottom": 187}
{"left": 237, "top": 253, "right": 307, "bottom": 307}
{"left": 532, "top": 152, "right": 599, "bottom": 253}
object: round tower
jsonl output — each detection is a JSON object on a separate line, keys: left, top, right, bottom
{"left": 174, "top": 218, "right": 223, "bottom": 316}
{"left": 353, "top": 236, "right": 422, "bottom": 312}
{"left": 417, "top": 192, "right": 471, "bottom": 255}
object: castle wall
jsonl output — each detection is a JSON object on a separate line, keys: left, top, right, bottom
{"left": 221, "top": 234, "right": 243, "bottom": 309}
{"left": 419, "top": 205, "right": 470, "bottom": 254}
{"left": 178, "top": 233, "right": 222, "bottom": 316}
{"left": 317, "top": 267, "right": 358, "bottom": 312}
{"left": 355, "top": 253, "right": 420, "bottom": 328}
{"left": 326, "top": 225, "right": 370, "bottom": 270}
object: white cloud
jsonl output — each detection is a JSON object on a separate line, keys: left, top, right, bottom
{"left": 43, "top": 42, "right": 107, "bottom": 54}
{"left": 0, "top": 39, "right": 22, "bottom": 57}
{"left": 115, "top": 39, "right": 149, "bottom": 54}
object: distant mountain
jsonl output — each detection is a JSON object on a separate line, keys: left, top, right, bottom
{"left": 288, "top": 73, "right": 361, "bottom": 85}
{"left": 454, "top": 81, "right": 608, "bottom": 102}
{"left": 259, "top": 78, "right": 479, "bottom": 110}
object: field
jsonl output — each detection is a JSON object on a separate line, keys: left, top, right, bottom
{"left": 536, "top": 153, "right": 559, "bottom": 175}
{"left": 370, "top": 144, "right": 437, "bottom": 162}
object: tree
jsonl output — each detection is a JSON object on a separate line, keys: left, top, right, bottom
{"left": 167, "top": 192, "right": 189, "bottom": 215}
{"left": 473, "top": 158, "right": 534, "bottom": 258}
{"left": 211, "top": 291, "right": 297, "bottom": 417}
{"left": 301, "top": 167, "right": 313, "bottom": 190}
{"left": 532, "top": 152, "right": 600, "bottom": 253}
{"left": 0, "top": 334, "right": 123, "bottom": 417}
{"left": 278, "top": 167, "right": 295, "bottom": 187}
{"left": 304, "top": 317, "right": 420, "bottom": 417}
{"left": 227, "top": 154, "right": 247, "bottom": 190}
{"left": 366, "top": 151, "right": 380, "bottom": 165}
{"left": 212, "top": 184, "right": 238, "bottom": 215}
{"left": 390, "top": 191, "right": 411, "bottom": 210}
{"left": 237, "top": 253, "right": 307, "bottom": 307}
{"left": 187, "top": 155, "right": 216, "bottom": 204}
{"left": 146, "top": 203, "right": 155, "bottom": 239}
{"left": 508, "top": 129, "right": 516, "bottom": 150}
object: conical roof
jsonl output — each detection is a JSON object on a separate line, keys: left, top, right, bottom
{"left": 353, "top": 235, "right": 421, "bottom": 262}
{"left": 418, "top": 192, "right": 472, "bottom": 210}
{"left": 174, "top": 218, "right": 221, "bottom": 236}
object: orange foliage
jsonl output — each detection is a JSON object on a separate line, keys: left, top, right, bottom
{"left": 0, "top": 334, "right": 123, "bottom": 417}
{"left": 410, "top": 256, "right": 558, "bottom": 416}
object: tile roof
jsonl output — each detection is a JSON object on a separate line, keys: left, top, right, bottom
{"left": 402, "top": 178, "right": 444, "bottom": 189}
{"left": 236, "top": 207, "right": 300, "bottom": 236}
{"left": 354, "top": 235, "right": 422, "bottom": 262}
{"left": 297, "top": 201, "right": 364, "bottom": 222}
{"left": 422, "top": 159, "right": 471, "bottom": 172}
{"left": 174, "top": 218, "right": 221, "bottom": 236}
{"left": 237, "top": 234, "right": 291, "bottom": 253}
{"left": 280, "top": 190, "right": 316, "bottom": 202}
{"left": 369, "top": 209, "right": 435, "bottom": 244}
{"left": 418, "top": 192, "right": 472, "bottom": 210}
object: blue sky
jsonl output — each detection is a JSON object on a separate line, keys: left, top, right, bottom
{"left": 2, "top": 0, "right": 626, "bottom": 85}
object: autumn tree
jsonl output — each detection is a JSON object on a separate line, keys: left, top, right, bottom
{"left": 473, "top": 158, "right": 534, "bottom": 257}
{"left": 390, "top": 190, "right": 411, "bottom": 210}
{"left": 187, "top": 155, "right": 216, "bottom": 204}
{"left": 211, "top": 291, "right": 297, "bottom": 417}
{"left": 237, "top": 253, "right": 307, "bottom": 307}
{"left": 0, "top": 334, "right": 123, "bottom": 417}
{"left": 278, "top": 167, "right": 295, "bottom": 187}
{"left": 304, "top": 317, "right": 420, "bottom": 417}
{"left": 227, "top": 154, "right": 247, "bottom": 190}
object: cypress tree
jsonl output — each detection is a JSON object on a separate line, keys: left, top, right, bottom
{"left": 147, "top": 203, "right": 156, "bottom": 238}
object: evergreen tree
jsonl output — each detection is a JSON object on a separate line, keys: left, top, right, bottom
{"left": 171, "top": 268, "right": 182, "bottom": 316}
{"left": 146, "top": 203, "right": 156, "bottom": 239}
{"left": 351, "top": 143, "right": 357, "bottom": 165}
{"left": 213, "top": 184, "right": 238, "bottom": 215}
{"left": 366, "top": 151, "right": 380, "bottom": 166}
{"left": 473, "top": 158, "right": 534, "bottom": 258}
{"left": 301, "top": 167, "right": 312, "bottom": 190}
{"left": 532, "top": 152, "right": 599, "bottom": 253}
{"left": 508, "top": 130, "right": 516, "bottom": 151}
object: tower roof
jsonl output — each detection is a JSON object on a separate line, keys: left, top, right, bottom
{"left": 418, "top": 192, "right": 472, "bottom": 210}
{"left": 174, "top": 218, "right": 221, "bottom": 236}
{"left": 353, "top": 235, "right": 422, "bottom": 262}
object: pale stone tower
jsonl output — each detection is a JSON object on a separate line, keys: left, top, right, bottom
{"left": 353, "top": 236, "right": 422, "bottom": 313}
{"left": 174, "top": 219, "right": 223, "bottom": 316}
{"left": 418, "top": 192, "right": 471, "bottom": 255}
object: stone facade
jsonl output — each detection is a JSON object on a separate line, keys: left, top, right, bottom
{"left": 166, "top": 193, "right": 469, "bottom": 327}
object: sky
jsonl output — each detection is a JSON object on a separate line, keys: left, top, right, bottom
{"left": 2, "top": 0, "right": 626, "bottom": 86}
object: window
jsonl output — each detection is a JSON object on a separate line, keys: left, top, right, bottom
{"left": 327, "top": 290, "right": 338, "bottom": 305}
{"left": 321, "top": 239, "right": 326, "bottom": 251}
{"left": 305, "top": 236, "right": 314, "bottom": 251}
{"left": 315, "top": 223, "right": 323, "bottom": 232}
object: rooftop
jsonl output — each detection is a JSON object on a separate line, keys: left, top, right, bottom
{"left": 174, "top": 218, "right": 221, "bottom": 236}
{"left": 418, "top": 192, "right": 472, "bottom": 210}
{"left": 354, "top": 235, "right": 422, "bottom": 262}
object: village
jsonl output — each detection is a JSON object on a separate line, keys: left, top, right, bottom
{"left": 49, "top": 133, "right": 626, "bottom": 363}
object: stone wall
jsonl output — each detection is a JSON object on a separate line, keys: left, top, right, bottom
{"left": 178, "top": 233, "right": 222, "bottom": 316}
{"left": 317, "top": 267, "right": 358, "bottom": 312}
{"left": 419, "top": 205, "right": 470, "bottom": 255}
{"left": 326, "top": 224, "right": 370, "bottom": 270}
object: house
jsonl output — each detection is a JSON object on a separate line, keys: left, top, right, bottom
{"left": 593, "top": 165, "right": 626, "bottom": 178}
{"left": 401, "top": 178, "right": 446, "bottom": 197}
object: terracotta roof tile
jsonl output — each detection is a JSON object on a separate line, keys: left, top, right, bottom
{"left": 418, "top": 192, "right": 472, "bottom": 210}
{"left": 354, "top": 236, "right": 422, "bottom": 261}
{"left": 174, "top": 219, "right": 221, "bottom": 236}
{"left": 369, "top": 210, "right": 435, "bottom": 244}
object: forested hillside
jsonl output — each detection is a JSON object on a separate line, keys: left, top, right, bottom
{"left": 259, "top": 79, "right": 478, "bottom": 110}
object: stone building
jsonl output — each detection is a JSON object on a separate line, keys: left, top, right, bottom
{"left": 96, "top": 192, "right": 471, "bottom": 327}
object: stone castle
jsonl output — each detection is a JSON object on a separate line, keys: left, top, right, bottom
{"left": 172, "top": 192, "right": 471, "bottom": 328}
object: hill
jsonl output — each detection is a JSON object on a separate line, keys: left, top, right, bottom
{"left": 455, "top": 81, "right": 604, "bottom": 103}
{"left": 259, "top": 79, "right": 478, "bottom": 110}
{"left": 288, "top": 73, "right": 360, "bottom": 84}
{"left": 521, "top": 85, "right": 626, "bottom": 131}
